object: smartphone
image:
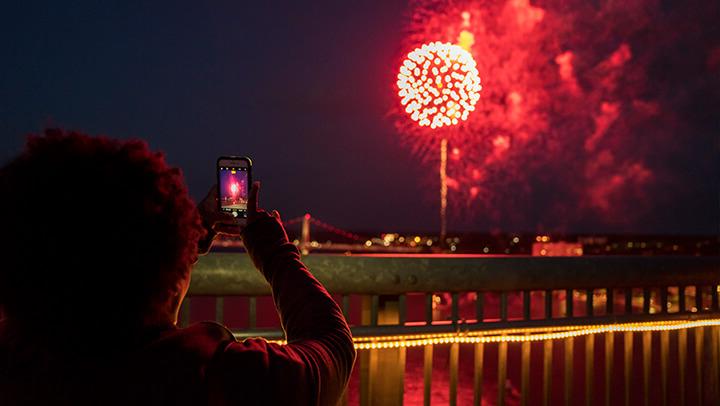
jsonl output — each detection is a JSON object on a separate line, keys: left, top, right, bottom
{"left": 217, "top": 156, "right": 252, "bottom": 219}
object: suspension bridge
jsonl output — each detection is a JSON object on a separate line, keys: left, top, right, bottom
{"left": 214, "top": 213, "right": 426, "bottom": 254}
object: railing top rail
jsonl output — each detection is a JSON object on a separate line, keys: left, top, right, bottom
{"left": 190, "top": 253, "right": 720, "bottom": 296}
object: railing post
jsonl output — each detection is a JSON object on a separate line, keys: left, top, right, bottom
{"left": 695, "top": 327, "right": 704, "bottom": 404}
{"left": 678, "top": 328, "right": 687, "bottom": 406}
{"left": 361, "top": 295, "right": 405, "bottom": 406}
{"left": 521, "top": 338, "right": 531, "bottom": 406}
{"left": 424, "top": 293, "right": 433, "bottom": 406}
{"left": 585, "top": 333, "right": 594, "bottom": 406}
{"left": 523, "top": 290, "right": 531, "bottom": 321}
{"left": 586, "top": 289, "right": 594, "bottom": 317}
{"left": 702, "top": 326, "right": 719, "bottom": 403}
{"left": 360, "top": 295, "right": 372, "bottom": 406}
{"left": 215, "top": 297, "right": 224, "bottom": 324}
{"left": 605, "top": 332, "right": 614, "bottom": 406}
{"left": 717, "top": 327, "right": 720, "bottom": 399}
{"left": 449, "top": 341, "right": 459, "bottom": 406}
{"left": 679, "top": 286, "right": 686, "bottom": 313}
{"left": 473, "top": 292, "right": 484, "bottom": 406}
{"left": 625, "top": 289, "right": 633, "bottom": 314}
{"left": 624, "top": 331, "right": 633, "bottom": 406}
{"left": 543, "top": 339, "right": 553, "bottom": 406}
{"left": 423, "top": 344, "right": 433, "bottom": 406}
{"left": 545, "top": 289, "right": 553, "bottom": 319}
{"left": 473, "top": 342, "right": 484, "bottom": 406}
{"left": 179, "top": 297, "right": 191, "bottom": 327}
{"left": 642, "top": 331, "right": 651, "bottom": 406}
{"left": 248, "top": 296, "right": 256, "bottom": 329}
{"left": 500, "top": 292, "right": 508, "bottom": 321}
{"left": 660, "top": 330, "right": 669, "bottom": 406}
{"left": 564, "top": 336, "right": 574, "bottom": 406}
{"left": 498, "top": 340, "right": 508, "bottom": 406}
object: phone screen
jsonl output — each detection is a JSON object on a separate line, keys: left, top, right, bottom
{"left": 218, "top": 162, "right": 250, "bottom": 218}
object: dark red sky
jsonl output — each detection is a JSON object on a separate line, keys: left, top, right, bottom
{"left": 1, "top": 1, "right": 717, "bottom": 234}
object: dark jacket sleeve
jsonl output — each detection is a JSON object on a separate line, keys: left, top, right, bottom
{"left": 207, "top": 214, "right": 356, "bottom": 406}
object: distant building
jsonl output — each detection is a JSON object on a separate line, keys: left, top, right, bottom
{"left": 532, "top": 241, "right": 583, "bottom": 256}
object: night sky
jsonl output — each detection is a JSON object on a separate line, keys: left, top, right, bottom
{"left": 1, "top": 0, "right": 718, "bottom": 235}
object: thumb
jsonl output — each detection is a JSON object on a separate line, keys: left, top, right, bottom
{"left": 271, "top": 210, "right": 282, "bottom": 222}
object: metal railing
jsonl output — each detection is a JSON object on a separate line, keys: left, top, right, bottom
{"left": 181, "top": 254, "right": 720, "bottom": 405}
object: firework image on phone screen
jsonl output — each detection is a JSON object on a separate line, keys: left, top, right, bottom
{"left": 217, "top": 157, "right": 252, "bottom": 218}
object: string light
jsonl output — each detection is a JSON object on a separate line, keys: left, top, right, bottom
{"left": 397, "top": 42, "right": 482, "bottom": 129}
{"left": 259, "top": 318, "right": 720, "bottom": 349}
{"left": 352, "top": 319, "right": 720, "bottom": 350}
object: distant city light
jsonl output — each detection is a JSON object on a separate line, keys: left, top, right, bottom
{"left": 397, "top": 42, "right": 482, "bottom": 129}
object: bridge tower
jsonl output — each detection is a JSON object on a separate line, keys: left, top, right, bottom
{"left": 300, "top": 213, "right": 311, "bottom": 255}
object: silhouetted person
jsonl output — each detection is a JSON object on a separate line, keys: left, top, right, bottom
{"left": 0, "top": 129, "right": 355, "bottom": 405}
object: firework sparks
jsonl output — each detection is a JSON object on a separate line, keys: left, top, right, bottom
{"left": 397, "top": 42, "right": 482, "bottom": 129}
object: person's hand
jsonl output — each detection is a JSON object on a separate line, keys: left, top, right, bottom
{"left": 196, "top": 185, "right": 241, "bottom": 255}
{"left": 242, "top": 181, "right": 289, "bottom": 274}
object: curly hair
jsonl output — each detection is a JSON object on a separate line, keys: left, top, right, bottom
{"left": 0, "top": 129, "right": 205, "bottom": 343}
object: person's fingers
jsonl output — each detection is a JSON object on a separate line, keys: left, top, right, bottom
{"left": 248, "top": 181, "right": 260, "bottom": 214}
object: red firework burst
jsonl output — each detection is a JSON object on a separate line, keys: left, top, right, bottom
{"left": 393, "top": 0, "right": 669, "bottom": 229}
{"left": 397, "top": 42, "right": 482, "bottom": 129}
